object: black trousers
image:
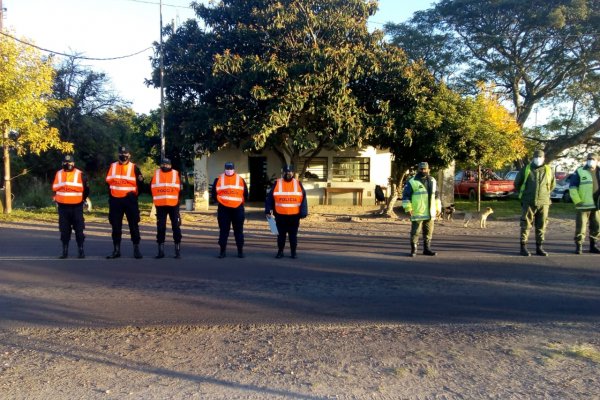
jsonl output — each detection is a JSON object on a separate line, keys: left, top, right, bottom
{"left": 108, "top": 195, "right": 141, "bottom": 245}
{"left": 156, "top": 205, "right": 182, "bottom": 244}
{"left": 275, "top": 214, "right": 300, "bottom": 251}
{"left": 217, "top": 204, "right": 245, "bottom": 249}
{"left": 58, "top": 203, "right": 85, "bottom": 245}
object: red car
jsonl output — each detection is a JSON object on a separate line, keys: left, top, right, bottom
{"left": 454, "top": 169, "right": 516, "bottom": 200}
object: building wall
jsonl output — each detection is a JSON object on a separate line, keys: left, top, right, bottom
{"left": 193, "top": 146, "right": 392, "bottom": 208}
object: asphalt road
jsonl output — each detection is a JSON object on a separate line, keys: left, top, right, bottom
{"left": 1, "top": 218, "right": 599, "bottom": 329}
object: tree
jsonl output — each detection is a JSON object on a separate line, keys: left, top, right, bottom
{"left": 0, "top": 34, "right": 72, "bottom": 213}
{"left": 385, "top": 0, "right": 600, "bottom": 162}
{"left": 152, "top": 0, "right": 385, "bottom": 174}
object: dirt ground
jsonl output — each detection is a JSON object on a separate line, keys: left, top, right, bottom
{"left": 1, "top": 205, "right": 599, "bottom": 399}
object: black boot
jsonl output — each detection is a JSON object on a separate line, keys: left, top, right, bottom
{"left": 77, "top": 244, "right": 85, "bottom": 259}
{"left": 520, "top": 242, "right": 530, "bottom": 257}
{"left": 590, "top": 239, "right": 600, "bottom": 254}
{"left": 237, "top": 245, "right": 245, "bottom": 258}
{"left": 107, "top": 243, "right": 121, "bottom": 259}
{"left": 275, "top": 249, "right": 284, "bottom": 258}
{"left": 423, "top": 242, "right": 437, "bottom": 256}
{"left": 174, "top": 242, "right": 181, "bottom": 259}
{"left": 410, "top": 242, "right": 417, "bottom": 257}
{"left": 290, "top": 244, "right": 297, "bottom": 259}
{"left": 218, "top": 246, "right": 226, "bottom": 258}
{"left": 59, "top": 243, "right": 68, "bottom": 259}
{"left": 155, "top": 243, "right": 165, "bottom": 259}
{"left": 536, "top": 243, "right": 548, "bottom": 256}
{"left": 575, "top": 242, "right": 582, "bottom": 255}
{"left": 133, "top": 244, "right": 143, "bottom": 259}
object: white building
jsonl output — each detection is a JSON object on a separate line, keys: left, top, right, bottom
{"left": 192, "top": 146, "right": 392, "bottom": 209}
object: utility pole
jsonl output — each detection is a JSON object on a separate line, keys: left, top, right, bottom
{"left": 1, "top": 0, "right": 11, "bottom": 213}
{"left": 159, "top": 0, "right": 166, "bottom": 161}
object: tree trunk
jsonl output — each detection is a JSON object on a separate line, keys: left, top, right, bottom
{"left": 3, "top": 126, "right": 12, "bottom": 214}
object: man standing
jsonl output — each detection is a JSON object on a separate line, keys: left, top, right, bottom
{"left": 212, "top": 162, "right": 248, "bottom": 258}
{"left": 402, "top": 161, "right": 441, "bottom": 257}
{"left": 52, "top": 154, "right": 89, "bottom": 259}
{"left": 105, "top": 146, "right": 144, "bottom": 259}
{"left": 265, "top": 165, "right": 308, "bottom": 259}
{"left": 514, "top": 149, "right": 556, "bottom": 256}
{"left": 569, "top": 153, "right": 600, "bottom": 254}
{"left": 151, "top": 158, "right": 183, "bottom": 259}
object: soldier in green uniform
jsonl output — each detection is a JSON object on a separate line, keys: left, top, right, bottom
{"left": 568, "top": 153, "right": 600, "bottom": 254}
{"left": 402, "top": 162, "right": 441, "bottom": 257}
{"left": 514, "top": 150, "right": 556, "bottom": 256}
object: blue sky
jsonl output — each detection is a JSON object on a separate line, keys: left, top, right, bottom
{"left": 5, "top": 0, "right": 433, "bottom": 114}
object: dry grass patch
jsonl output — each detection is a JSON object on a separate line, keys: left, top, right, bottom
{"left": 541, "top": 342, "right": 600, "bottom": 363}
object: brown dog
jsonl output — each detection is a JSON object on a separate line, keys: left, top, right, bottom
{"left": 463, "top": 207, "right": 494, "bottom": 228}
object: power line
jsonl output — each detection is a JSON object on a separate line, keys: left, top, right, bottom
{"left": 0, "top": 30, "right": 154, "bottom": 61}
{"left": 124, "top": 0, "right": 193, "bottom": 9}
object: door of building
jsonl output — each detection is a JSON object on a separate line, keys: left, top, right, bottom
{"left": 248, "top": 156, "right": 268, "bottom": 202}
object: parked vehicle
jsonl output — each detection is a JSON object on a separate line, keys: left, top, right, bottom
{"left": 454, "top": 169, "right": 515, "bottom": 200}
{"left": 550, "top": 175, "right": 572, "bottom": 203}
{"left": 504, "top": 170, "right": 519, "bottom": 181}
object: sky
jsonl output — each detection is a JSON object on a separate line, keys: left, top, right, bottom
{"left": 4, "top": 0, "right": 434, "bottom": 114}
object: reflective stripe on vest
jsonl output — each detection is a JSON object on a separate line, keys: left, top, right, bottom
{"left": 151, "top": 169, "right": 181, "bottom": 206}
{"left": 519, "top": 164, "right": 551, "bottom": 199}
{"left": 53, "top": 169, "right": 84, "bottom": 204}
{"left": 273, "top": 178, "right": 303, "bottom": 215}
{"left": 216, "top": 173, "right": 245, "bottom": 208}
{"left": 403, "top": 177, "right": 437, "bottom": 221}
{"left": 106, "top": 162, "right": 138, "bottom": 198}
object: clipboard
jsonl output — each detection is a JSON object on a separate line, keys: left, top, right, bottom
{"left": 266, "top": 215, "right": 278, "bottom": 235}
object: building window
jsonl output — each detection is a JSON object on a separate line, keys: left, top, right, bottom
{"left": 332, "top": 157, "right": 370, "bottom": 182}
{"left": 298, "top": 157, "right": 328, "bottom": 181}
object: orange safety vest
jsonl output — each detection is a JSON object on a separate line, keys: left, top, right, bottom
{"left": 106, "top": 161, "right": 138, "bottom": 198}
{"left": 273, "top": 178, "right": 303, "bottom": 215}
{"left": 52, "top": 169, "right": 84, "bottom": 204}
{"left": 151, "top": 169, "right": 181, "bottom": 207}
{"left": 216, "top": 173, "right": 245, "bottom": 208}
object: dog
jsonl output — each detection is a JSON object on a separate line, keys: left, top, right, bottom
{"left": 436, "top": 204, "right": 456, "bottom": 221}
{"left": 463, "top": 207, "right": 494, "bottom": 228}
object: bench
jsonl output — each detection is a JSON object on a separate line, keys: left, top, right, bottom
{"left": 323, "top": 187, "right": 364, "bottom": 206}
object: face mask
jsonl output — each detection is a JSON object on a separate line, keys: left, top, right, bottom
{"left": 224, "top": 169, "right": 234, "bottom": 176}
{"left": 63, "top": 163, "right": 74, "bottom": 171}
{"left": 532, "top": 157, "right": 544, "bottom": 166}
{"left": 161, "top": 166, "right": 172, "bottom": 173}
{"left": 586, "top": 160, "right": 597, "bottom": 169}
{"left": 283, "top": 173, "right": 293, "bottom": 182}
{"left": 118, "top": 154, "right": 130, "bottom": 163}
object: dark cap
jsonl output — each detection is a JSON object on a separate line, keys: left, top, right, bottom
{"left": 161, "top": 158, "right": 172, "bottom": 165}
{"left": 587, "top": 153, "right": 598, "bottom": 160}
{"left": 533, "top": 149, "right": 544, "bottom": 158}
{"left": 118, "top": 145, "right": 130, "bottom": 154}
{"left": 282, "top": 165, "right": 294, "bottom": 173}
{"left": 224, "top": 162, "right": 235, "bottom": 170}
{"left": 418, "top": 162, "right": 429, "bottom": 169}
{"left": 63, "top": 154, "right": 74, "bottom": 163}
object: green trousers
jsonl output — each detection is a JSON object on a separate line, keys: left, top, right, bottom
{"left": 520, "top": 204, "right": 549, "bottom": 244}
{"left": 575, "top": 209, "right": 600, "bottom": 244}
{"left": 410, "top": 219, "right": 434, "bottom": 245}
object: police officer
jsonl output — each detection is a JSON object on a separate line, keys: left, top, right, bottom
{"left": 402, "top": 161, "right": 441, "bottom": 257}
{"left": 105, "top": 145, "right": 144, "bottom": 259}
{"left": 514, "top": 149, "right": 556, "bottom": 256}
{"left": 52, "top": 154, "right": 89, "bottom": 259}
{"left": 212, "top": 162, "right": 248, "bottom": 258}
{"left": 569, "top": 153, "right": 600, "bottom": 254}
{"left": 151, "top": 158, "right": 183, "bottom": 258}
{"left": 265, "top": 165, "right": 308, "bottom": 259}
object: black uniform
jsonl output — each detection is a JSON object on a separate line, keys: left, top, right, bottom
{"left": 211, "top": 176, "right": 249, "bottom": 257}
{"left": 265, "top": 179, "right": 308, "bottom": 258}
{"left": 54, "top": 168, "right": 89, "bottom": 258}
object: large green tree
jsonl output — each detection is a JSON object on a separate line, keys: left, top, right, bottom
{"left": 153, "top": 0, "right": 390, "bottom": 172}
{"left": 385, "top": 0, "right": 600, "bottom": 161}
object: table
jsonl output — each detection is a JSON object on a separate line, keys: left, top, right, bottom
{"left": 323, "top": 187, "right": 364, "bottom": 206}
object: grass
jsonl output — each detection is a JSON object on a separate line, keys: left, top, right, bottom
{"left": 453, "top": 198, "right": 575, "bottom": 219}
{"left": 541, "top": 342, "right": 600, "bottom": 364}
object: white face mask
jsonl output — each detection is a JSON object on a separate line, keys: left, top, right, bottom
{"left": 532, "top": 157, "right": 544, "bottom": 166}
{"left": 224, "top": 169, "right": 235, "bottom": 176}
{"left": 586, "top": 160, "right": 597, "bottom": 169}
